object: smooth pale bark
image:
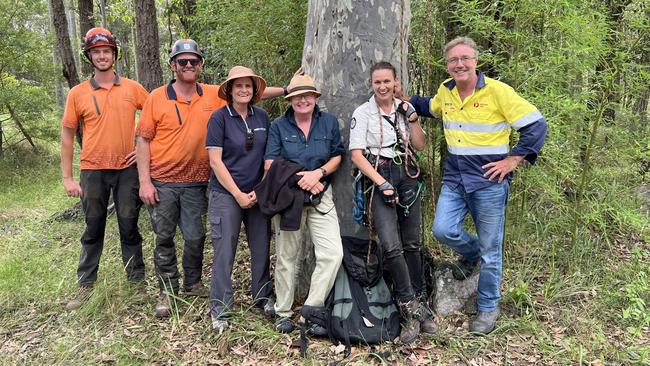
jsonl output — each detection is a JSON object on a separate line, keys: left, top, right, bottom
{"left": 134, "top": 0, "right": 163, "bottom": 92}
{"left": 294, "top": 0, "right": 411, "bottom": 300}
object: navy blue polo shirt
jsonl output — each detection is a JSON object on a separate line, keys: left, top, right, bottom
{"left": 264, "top": 105, "right": 345, "bottom": 171}
{"left": 206, "top": 104, "right": 270, "bottom": 194}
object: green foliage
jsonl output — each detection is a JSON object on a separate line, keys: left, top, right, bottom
{"left": 0, "top": 0, "right": 59, "bottom": 152}
{"left": 189, "top": 0, "right": 307, "bottom": 116}
{"left": 621, "top": 249, "right": 650, "bottom": 336}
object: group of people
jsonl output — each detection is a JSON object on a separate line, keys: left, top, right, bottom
{"left": 61, "top": 27, "right": 546, "bottom": 343}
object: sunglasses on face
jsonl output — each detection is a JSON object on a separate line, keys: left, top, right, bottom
{"left": 246, "top": 129, "right": 254, "bottom": 150}
{"left": 175, "top": 58, "right": 201, "bottom": 67}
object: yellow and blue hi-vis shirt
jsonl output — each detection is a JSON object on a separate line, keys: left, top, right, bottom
{"left": 410, "top": 71, "right": 547, "bottom": 193}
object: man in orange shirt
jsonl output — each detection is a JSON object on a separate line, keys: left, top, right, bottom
{"left": 60, "top": 27, "right": 149, "bottom": 310}
{"left": 136, "top": 39, "right": 286, "bottom": 317}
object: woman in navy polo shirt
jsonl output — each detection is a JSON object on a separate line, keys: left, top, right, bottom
{"left": 205, "top": 66, "right": 274, "bottom": 333}
{"left": 263, "top": 74, "right": 345, "bottom": 335}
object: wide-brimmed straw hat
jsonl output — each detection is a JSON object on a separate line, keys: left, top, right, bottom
{"left": 285, "top": 74, "right": 321, "bottom": 100}
{"left": 218, "top": 66, "right": 267, "bottom": 102}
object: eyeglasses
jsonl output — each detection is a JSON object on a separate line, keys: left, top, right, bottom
{"left": 246, "top": 129, "right": 254, "bottom": 150}
{"left": 446, "top": 56, "right": 475, "bottom": 65}
{"left": 294, "top": 93, "right": 316, "bottom": 101}
{"left": 175, "top": 58, "right": 201, "bottom": 67}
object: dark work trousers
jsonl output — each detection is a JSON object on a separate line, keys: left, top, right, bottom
{"left": 370, "top": 158, "right": 424, "bottom": 301}
{"left": 208, "top": 190, "right": 272, "bottom": 319}
{"left": 77, "top": 166, "right": 144, "bottom": 286}
{"left": 148, "top": 181, "right": 207, "bottom": 293}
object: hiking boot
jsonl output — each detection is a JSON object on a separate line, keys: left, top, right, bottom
{"left": 183, "top": 282, "right": 208, "bottom": 297}
{"left": 306, "top": 323, "right": 328, "bottom": 337}
{"left": 417, "top": 294, "right": 438, "bottom": 335}
{"left": 275, "top": 316, "right": 295, "bottom": 333}
{"left": 65, "top": 285, "right": 93, "bottom": 311}
{"left": 211, "top": 316, "right": 229, "bottom": 334}
{"left": 262, "top": 298, "right": 276, "bottom": 318}
{"left": 469, "top": 308, "right": 500, "bottom": 334}
{"left": 398, "top": 299, "right": 421, "bottom": 344}
{"left": 155, "top": 293, "right": 171, "bottom": 318}
{"left": 452, "top": 256, "right": 479, "bottom": 280}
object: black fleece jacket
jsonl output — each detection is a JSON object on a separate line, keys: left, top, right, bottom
{"left": 254, "top": 158, "right": 305, "bottom": 231}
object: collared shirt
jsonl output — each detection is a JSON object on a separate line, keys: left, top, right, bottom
{"left": 61, "top": 73, "right": 149, "bottom": 170}
{"left": 410, "top": 71, "right": 547, "bottom": 193}
{"left": 205, "top": 104, "right": 270, "bottom": 194}
{"left": 136, "top": 80, "right": 226, "bottom": 183}
{"left": 349, "top": 95, "right": 413, "bottom": 158}
{"left": 264, "top": 105, "right": 345, "bottom": 171}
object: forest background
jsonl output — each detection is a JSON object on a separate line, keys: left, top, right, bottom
{"left": 0, "top": 0, "right": 648, "bottom": 364}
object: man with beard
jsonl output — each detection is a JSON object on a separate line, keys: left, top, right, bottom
{"left": 136, "top": 39, "right": 286, "bottom": 317}
{"left": 60, "top": 27, "right": 149, "bottom": 310}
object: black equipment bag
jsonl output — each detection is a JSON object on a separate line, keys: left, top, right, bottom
{"left": 300, "top": 236, "right": 400, "bottom": 359}
{"left": 329, "top": 237, "right": 400, "bottom": 354}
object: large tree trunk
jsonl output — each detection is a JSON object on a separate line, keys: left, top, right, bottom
{"left": 134, "top": 0, "right": 163, "bottom": 92}
{"left": 50, "top": 0, "right": 80, "bottom": 89}
{"left": 294, "top": 0, "right": 411, "bottom": 300}
{"left": 78, "top": 0, "right": 94, "bottom": 76}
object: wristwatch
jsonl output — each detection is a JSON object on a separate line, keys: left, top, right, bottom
{"left": 319, "top": 167, "right": 327, "bottom": 177}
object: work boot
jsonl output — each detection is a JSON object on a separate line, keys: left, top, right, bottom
{"left": 452, "top": 256, "right": 479, "bottom": 280}
{"left": 469, "top": 307, "right": 500, "bottom": 334}
{"left": 155, "top": 292, "right": 171, "bottom": 318}
{"left": 398, "top": 299, "right": 421, "bottom": 344}
{"left": 183, "top": 282, "right": 208, "bottom": 297}
{"left": 211, "top": 315, "right": 229, "bottom": 334}
{"left": 275, "top": 316, "right": 295, "bottom": 333}
{"left": 417, "top": 293, "right": 438, "bottom": 335}
{"left": 65, "top": 285, "right": 93, "bottom": 311}
{"left": 262, "top": 297, "right": 276, "bottom": 318}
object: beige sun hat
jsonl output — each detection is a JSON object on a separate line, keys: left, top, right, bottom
{"left": 285, "top": 74, "right": 321, "bottom": 100}
{"left": 218, "top": 66, "right": 267, "bottom": 102}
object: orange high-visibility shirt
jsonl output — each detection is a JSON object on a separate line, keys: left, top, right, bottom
{"left": 136, "top": 81, "right": 226, "bottom": 183}
{"left": 61, "top": 75, "right": 149, "bottom": 170}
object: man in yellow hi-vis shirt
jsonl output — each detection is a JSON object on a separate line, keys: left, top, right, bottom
{"left": 409, "top": 36, "right": 547, "bottom": 334}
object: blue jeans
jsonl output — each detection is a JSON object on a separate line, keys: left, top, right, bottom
{"left": 432, "top": 182, "right": 509, "bottom": 312}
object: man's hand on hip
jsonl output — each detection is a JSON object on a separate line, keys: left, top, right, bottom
{"left": 482, "top": 155, "right": 524, "bottom": 183}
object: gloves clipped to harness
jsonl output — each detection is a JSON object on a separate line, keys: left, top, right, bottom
{"left": 377, "top": 181, "right": 398, "bottom": 207}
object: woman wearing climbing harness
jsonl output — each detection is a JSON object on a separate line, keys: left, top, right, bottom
{"left": 205, "top": 66, "right": 275, "bottom": 333}
{"left": 263, "top": 74, "right": 345, "bottom": 335}
{"left": 349, "top": 61, "right": 436, "bottom": 343}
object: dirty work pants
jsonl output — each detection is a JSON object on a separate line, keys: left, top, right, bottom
{"left": 77, "top": 166, "right": 144, "bottom": 286}
{"left": 148, "top": 181, "right": 207, "bottom": 294}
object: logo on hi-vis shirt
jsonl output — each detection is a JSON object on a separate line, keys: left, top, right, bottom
{"left": 473, "top": 102, "right": 488, "bottom": 108}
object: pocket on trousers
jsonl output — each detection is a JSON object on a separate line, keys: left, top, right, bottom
{"left": 210, "top": 216, "right": 222, "bottom": 239}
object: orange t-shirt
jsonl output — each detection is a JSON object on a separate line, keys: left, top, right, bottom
{"left": 61, "top": 75, "right": 149, "bottom": 170}
{"left": 136, "top": 81, "right": 226, "bottom": 183}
